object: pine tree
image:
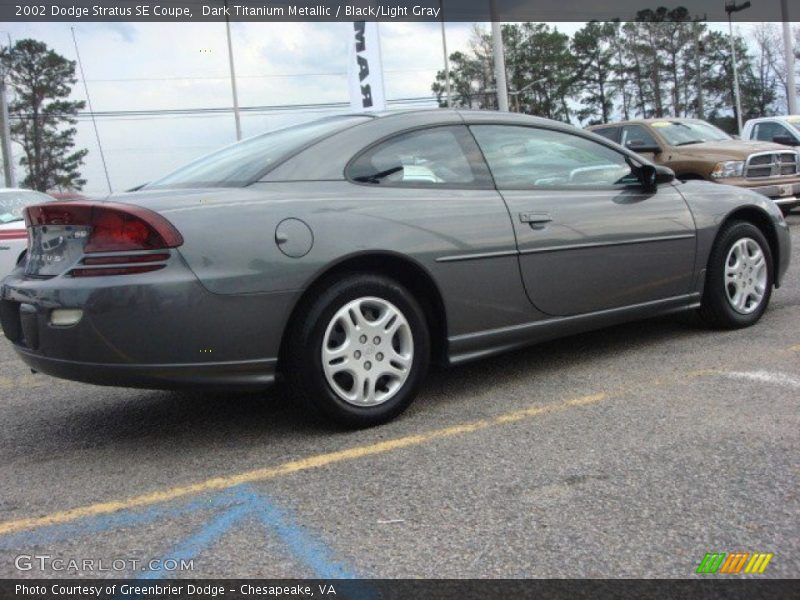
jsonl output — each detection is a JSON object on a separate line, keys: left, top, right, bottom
{"left": 1, "top": 39, "right": 87, "bottom": 191}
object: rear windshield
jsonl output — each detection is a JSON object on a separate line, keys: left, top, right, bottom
{"left": 144, "top": 116, "right": 370, "bottom": 190}
{"left": 0, "top": 190, "right": 53, "bottom": 224}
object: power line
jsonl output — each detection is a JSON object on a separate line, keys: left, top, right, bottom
{"left": 8, "top": 96, "right": 439, "bottom": 121}
{"left": 71, "top": 26, "right": 112, "bottom": 193}
{"left": 82, "top": 68, "right": 439, "bottom": 83}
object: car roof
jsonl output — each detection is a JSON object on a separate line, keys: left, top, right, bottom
{"left": 744, "top": 115, "right": 800, "bottom": 124}
{"left": 347, "top": 108, "right": 575, "bottom": 129}
{"left": 587, "top": 117, "right": 708, "bottom": 129}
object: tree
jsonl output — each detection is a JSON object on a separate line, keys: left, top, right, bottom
{"left": 433, "top": 23, "right": 575, "bottom": 121}
{"left": 572, "top": 21, "right": 617, "bottom": 124}
{"left": 433, "top": 25, "right": 495, "bottom": 109}
{"left": 430, "top": 12, "right": 788, "bottom": 129}
{"left": 0, "top": 39, "right": 87, "bottom": 191}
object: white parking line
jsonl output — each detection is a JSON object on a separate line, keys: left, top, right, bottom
{"left": 721, "top": 370, "right": 800, "bottom": 389}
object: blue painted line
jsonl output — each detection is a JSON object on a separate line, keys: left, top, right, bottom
{"left": 140, "top": 502, "right": 253, "bottom": 580}
{"left": 238, "top": 486, "right": 359, "bottom": 580}
{"left": 0, "top": 490, "right": 243, "bottom": 549}
{"left": 3, "top": 483, "right": 366, "bottom": 590}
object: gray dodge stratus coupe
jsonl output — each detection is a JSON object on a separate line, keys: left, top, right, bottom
{"left": 0, "top": 110, "right": 791, "bottom": 426}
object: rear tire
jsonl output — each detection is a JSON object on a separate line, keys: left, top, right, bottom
{"left": 284, "top": 273, "right": 430, "bottom": 428}
{"left": 698, "top": 221, "right": 773, "bottom": 329}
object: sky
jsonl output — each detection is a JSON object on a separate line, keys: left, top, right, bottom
{"left": 0, "top": 20, "right": 781, "bottom": 194}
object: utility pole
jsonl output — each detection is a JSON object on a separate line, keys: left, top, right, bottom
{"left": 0, "top": 55, "right": 15, "bottom": 188}
{"left": 781, "top": 0, "right": 797, "bottom": 114}
{"left": 725, "top": 1, "right": 750, "bottom": 135}
{"left": 224, "top": 0, "right": 241, "bottom": 141}
{"left": 490, "top": 1, "right": 508, "bottom": 112}
{"left": 440, "top": 0, "right": 451, "bottom": 108}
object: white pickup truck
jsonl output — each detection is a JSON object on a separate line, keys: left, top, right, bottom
{"left": 743, "top": 115, "right": 800, "bottom": 148}
{"left": 0, "top": 189, "right": 55, "bottom": 278}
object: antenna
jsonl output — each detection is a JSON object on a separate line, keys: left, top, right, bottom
{"left": 71, "top": 27, "right": 112, "bottom": 194}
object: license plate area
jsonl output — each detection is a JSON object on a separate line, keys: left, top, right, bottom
{"left": 25, "top": 225, "right": 91, "bottom": 277}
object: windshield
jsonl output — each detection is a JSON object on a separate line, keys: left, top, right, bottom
{"left": 651, "top": 121, "right": 732, "bottom": 146}
{"left": 0, "top": 190, "right": 53, "bottom": 224}
{"left": 144, "top": 116, "right": 370, "bottom": 190}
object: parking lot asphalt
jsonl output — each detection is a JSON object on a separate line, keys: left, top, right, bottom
{"left": 0, "top": 215, "right": 798, "bottom": 580}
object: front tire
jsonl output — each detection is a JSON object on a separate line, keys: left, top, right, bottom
{"left": 699, "top": 221, "right": 773, "bottom": 329}
{"left": 284, "top": 273, "right": 430, "bottom": 428}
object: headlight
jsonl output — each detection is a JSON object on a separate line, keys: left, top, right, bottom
{"left": 710, "top": 160, "right": 745, "bottom": 178}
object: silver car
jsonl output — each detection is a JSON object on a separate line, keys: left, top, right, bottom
{"left": 0, "top": 110, "right": 791, "bottom": 427}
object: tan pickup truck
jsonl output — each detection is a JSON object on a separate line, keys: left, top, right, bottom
{"left": 588, "top": 118, "right": 800, "bottom": 214}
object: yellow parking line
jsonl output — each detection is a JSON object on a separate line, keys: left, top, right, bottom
{"left": 0, "top": 340, "right": 796, "bottom": 537}
{"left": 0, "top": 392, "right": 607, "bottom": 536}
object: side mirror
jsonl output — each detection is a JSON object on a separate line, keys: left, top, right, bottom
{"left": 772, "top": 134, "right": 799, "bottom": 147}
{"left": 638, "top": 165, "right": 675, "bottom": 192}
{"left": 655, "top": 165, "right": 676, "bottom": 184}
{"left": 626, "top": 140, "right": 662, "bottom": 154}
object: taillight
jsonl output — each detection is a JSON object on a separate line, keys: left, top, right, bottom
{"left": 25, "top": 201, "right": 183, "bottom": 253}
{"left": 24, "top": 201, "right": 182, "bottom": 277}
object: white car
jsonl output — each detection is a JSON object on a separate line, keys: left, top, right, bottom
{"left": 742, "top": 115, "right": 800, "bottom": 147}
{"left": 0, "top": 188, "right": 56, "bottom": 277}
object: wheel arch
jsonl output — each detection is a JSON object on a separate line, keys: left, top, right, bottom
{"left": 278, "top": 251, "right": 449, "bottom": 372}
{"left": 719, "top": 206, "right": 782, "bottom": 287}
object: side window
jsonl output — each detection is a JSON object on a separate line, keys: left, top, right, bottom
{"left": 591, "top": 127, "right": 620, "bottom": 143}
{"left": 470, "top": 125, "right": 639, "bottom": 189}
{"left": 754, "top": 121, "right": 789, "bottom": 142}
{"left": 621, "top": 125, "right": 659, "bottom": 150}
{"left": 346, "top": 126, "right": 490, "bottom": 187}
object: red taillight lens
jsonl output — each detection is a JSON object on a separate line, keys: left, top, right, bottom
{"left": 70, "top": 265, "right": 166, "bottom": 278}
{"left": 25, "top": 201, "right": 183, "bottom": 253}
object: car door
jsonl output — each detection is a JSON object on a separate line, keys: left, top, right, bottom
{"left": 469, "top": 124, "right": 697, "bottom": 317}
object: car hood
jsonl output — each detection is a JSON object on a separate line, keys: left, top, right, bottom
{"left": 673, "top": 140, "right": 792, "bottom": 161}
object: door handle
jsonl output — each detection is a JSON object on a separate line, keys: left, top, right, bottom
{"left": 519, "top": 212, "right": 552, "bottom": 228}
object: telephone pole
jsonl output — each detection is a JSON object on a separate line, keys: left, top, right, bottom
{"left": 781, "top": 0, "right": 797, "bottom": 114}
{"left": 440, "top": 0, "right": 451, "bottom": 108}
{"left": 0, "top": 47, "right": 15, "bottom": 188}
{"left": 490, "top": 1, "right": 508, "bottom": 112}
{"left": 725, "top": 1, "right": 751, "bottom": 135}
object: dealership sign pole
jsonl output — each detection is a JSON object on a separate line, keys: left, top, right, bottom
{"left": 348, "top": 21, "right": 386, "bottom": 112}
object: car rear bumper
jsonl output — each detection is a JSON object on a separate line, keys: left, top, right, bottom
{"left": 11, "top": 347, "right": 277, "bottom": 390}
{"left": 0, "top": 254, "right": 296, "bottom": 390}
